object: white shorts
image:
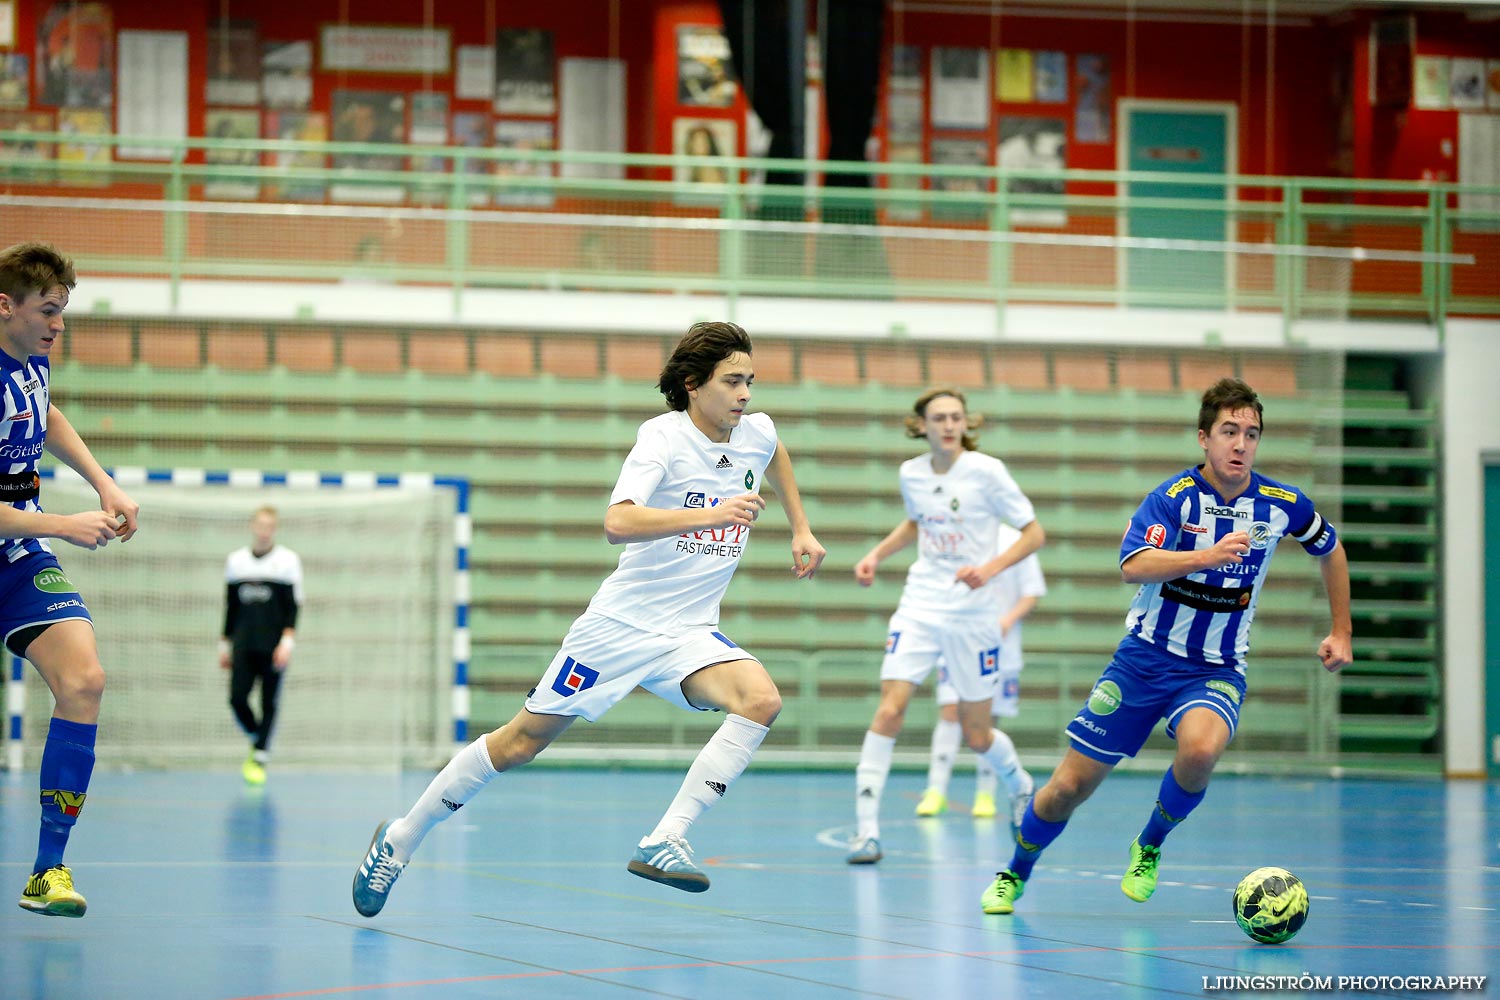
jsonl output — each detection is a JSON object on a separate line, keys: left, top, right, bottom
{"left": 524, "top": 612, "right": 759, "bottom": 722}
{"left": 936, "top": 668, "right": 1020, "bottom": 717}
{"left": 880, "top": 611, "right": 1002, "bottom": 704}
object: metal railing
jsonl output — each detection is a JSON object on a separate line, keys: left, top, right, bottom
{"left": 2, "top": 131, "right": 1494, "bottom": 332}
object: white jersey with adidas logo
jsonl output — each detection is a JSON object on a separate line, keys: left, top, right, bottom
{"left": 587, "top": 409, "right": 777, "bottom": 635}
{"left": 896, "top": 449, "right": 1037, "bottom": 623}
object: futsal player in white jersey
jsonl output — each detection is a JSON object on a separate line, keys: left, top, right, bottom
{"left": 352, "top": 321, "right": 826, "bottom": 916}
{"left": 847, "top": 388, "right": 1045, "bottom": 865}
{"left": 979, "top": 378, "right": 1352, "bottom": 914}
{"left": 916, "top": 521, "right": 1046, "bottom": 824}
{"left": 1, "top": 242, "right": 141, "bottom": 917}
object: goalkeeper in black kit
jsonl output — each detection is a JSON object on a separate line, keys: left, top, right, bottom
{"left": 219, "top": 505, "right": 303, "bottom": 785}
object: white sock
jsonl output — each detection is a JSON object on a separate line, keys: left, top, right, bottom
{"left": 974, "top": 757, "right": 998, "bottom": 800}
{"left": 925, "top": 718, "right": 961, "bottom": 795}
{"left": 855, "top": 730, "right": 896, "bottom": 841}
{"left": 644, "top": 714, "right": 769, "bottom": 845}
{"left": 976, "top": 728, "right": 1032, "bottom": 798}
{"left": 385, "top": 736, "right": 498, "bottom": 862}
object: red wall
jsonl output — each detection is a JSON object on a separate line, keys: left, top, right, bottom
{"left": 3, "top": 0, "right": 1495, "bottom": 183}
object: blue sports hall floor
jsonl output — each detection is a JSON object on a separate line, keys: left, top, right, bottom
{"left": 3, "top": 766, "right": 1496, "bottom": 999}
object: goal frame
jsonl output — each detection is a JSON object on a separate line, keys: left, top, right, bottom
{"left": 4, "top": 466, "right": 472, "bottom": 772}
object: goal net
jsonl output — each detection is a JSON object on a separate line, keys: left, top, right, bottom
{"left": 9, "top": 469, "right": 459, "bottom": 771}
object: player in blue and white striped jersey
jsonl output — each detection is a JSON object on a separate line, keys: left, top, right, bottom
{"left": 1, "top": 242, "right": 141, "bottom": 918}
{"left": 980, "top": 377, "right": 1352, "bottom": 915}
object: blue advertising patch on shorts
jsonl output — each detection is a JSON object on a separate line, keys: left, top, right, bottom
{"left": 550, "top": 656, "right": 599, "bottom": 698}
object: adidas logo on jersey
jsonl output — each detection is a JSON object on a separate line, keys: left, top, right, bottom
{"left": 715, "top": 455, "right": 733, "bottom": 469}
{"left": 705, "top": 780, "right": 727, "bottom": 796}
{"left": 441, "top": 798, "right": 463, "bottom": 812}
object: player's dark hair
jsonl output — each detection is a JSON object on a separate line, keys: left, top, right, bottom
{"left": 0, "top": 242, "right": 76, "bottom": 305}
{"left": 658, "top": 321, "right": 753, "bottom": 412}
{"left": 1198, "top": 377, "right": 1264, "bottom": 435}
{"left": 904, "top": 387, "right": 982, "bottom": 450}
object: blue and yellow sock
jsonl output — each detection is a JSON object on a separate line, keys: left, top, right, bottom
{"left": 1009, "top": 799, "right": 1068, "bottom": 880}
{"left": 1138, "top": 767, "right": 1205, "bottom": 849}
{"left": 34, "top": 718, "right": 97, "bottom": 874}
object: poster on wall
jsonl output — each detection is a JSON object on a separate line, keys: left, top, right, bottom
{"left": 0, "top": 110, "right": 55, "bottom": 183}
{"left": 494, "top": 119, "right": 555, "bottom": 207}
{"left": 495, "top": 29, "right": 555, "bottom": 116}
{"left": 117, "top": 30, "right": 188, "bottom": 160}
{"left": 1414, "top": 55, "right": 1450, "bottom": 109}
{"left": 1450, "top": 58, "right": 1485, "bottom": 110}
{"left": 207, "top": 22, "right": 259, "bottom": 106}
{"left": 929, "top": 136, "right": 988, "bottom": 221}
{"left": 265, "top": 109, "right": 326, "bottom": 202}
{"left": 452, "top": 110, "right": 490, "bottom": 206}
{"left": 36, "top": 1, "right": 113, "bottom": 108}
{"left": 996, "top": 48, "right": 1032, "bottom": 103}
{"left": 1368, "top": 16, "right": 1413, "bottom": 108}
{"left": 408, "top": 91, "right": 449, "bottom": 204}
{"left": 57, "top": 107, "right": 110, "bottom": 185}
{"left": 1034, "top": 51, "right": 1067, "bottom": 103}
{"left": 0, "top": 53, "right": 28, "bottom": 107}
{"left": 263, "top": 40, "right": 312, "bottom": 109}
{"left": 887, "top": 90, "right": 923, "bottom": 144}
{"left": 672, "top": 116, "right": 736, "bottom": 185}
{"left": 890, "top": 45, "right": 921, "bottom": 92}
{"left": 204, "top": 108, "right": 259, "bottom": 200}
{"left": 931, "top": 47, "right": 988, "bottom": 130}
{"left": 998, "top": 115, "right": 1066, "bottom": 227}
{"left": 455, "top": 45, "right": 493, "bottom": 101}
{"left": 331, "top": 90, "right": 405, "bottom": 203}
{"left": 0, "top": 0, "right": 13, "bottom": 49}
{"left": 676, "top": 25, "right": 736, "bottom": 107}
{"left": 1074, "top": 53, "right": 1112, "bottom": 144}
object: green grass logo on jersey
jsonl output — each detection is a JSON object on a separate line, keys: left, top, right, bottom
{"left": 1088, "top": 680, "right": 1123, "bottom": 715}
{"left": 1206, "top": 679, "right": 1241, "bottom": 705}
{"left": 33, "top": 568, "right": 74, "bottom": 594}
{"left": 744, "top": 470, "right": 754, "bottom": 490}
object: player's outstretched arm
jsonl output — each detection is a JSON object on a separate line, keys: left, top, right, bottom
{"left": 43, "top": 403, "right": 139, "bottom": 541}
{"left": 764, "top": 440, "right": 825, "bottom": 579}
{"left": 1315, "top": 541, "right": 1353, "bottom": 672}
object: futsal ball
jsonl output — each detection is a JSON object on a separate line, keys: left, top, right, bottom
{"left": 1232, "top": 867, "right": 1309, "bottom": 944}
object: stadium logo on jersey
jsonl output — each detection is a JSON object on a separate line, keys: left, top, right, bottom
{"left": 1258, "top": 484, "right": 1298, "bottom": 502}
{"left": 744, "top": 470, "right": 754, "bottom": 489}
{"left": 1206, "top": 679, "right": 1241, "bottom": 705}
{"left": 685, "top": 492, "right": 706, "bottom": 508}
{"left": 1248, "top": 523, "right": 1271, "bottom": 549}
{"left": 1204, "top": 505, "right": 1249, "bottom": 519}
{"left": 40, "top": 789, "right": 86, "bottom": 816}
{"left": 884, "top": 631, "right": 900, "bottom": 654}
{"left": 716, "top": 454, "right": 733, "bottom": 470}
{"left": 978, "top": 647, "right": 999, "bottom": 676}
{"left": 8, "top": 409, "right": 31, "bottom": 421}
{"left": 550, "top": 656, "right": 600, "bottom": 698}
{"left": 1165, "top": 476, "right": 1197, "bottom": 498}
{"left": 1145, "top": 524, "right": 1167, "bottom": 548}
{"left": 1087, "top": 680, "right": 1123, "bottom": 715}
{"left": 32, "top": 567, "right": 74, "bottom": 594}
{"left": 20, "top": 378, "right": 40, "bottom": 394}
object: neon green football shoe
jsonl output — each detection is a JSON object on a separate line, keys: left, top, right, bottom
{"left": 980, "top": 869, "right": 1025, "bottom": 914}
{"left": 1121, "top": 838, "right": 1162, "bottom": 902}
{"left": 914, "top": 788, "right": 947, "bottom": 817}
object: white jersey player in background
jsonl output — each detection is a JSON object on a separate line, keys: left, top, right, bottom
{"left": 352, "top": 321, "right": 825, "bottom": 916}
{"left": 846, "top": 388, "right": 1045, "bottom": 864}
{"left": 916, "top": 521, "right": 1046, "bottom": 824}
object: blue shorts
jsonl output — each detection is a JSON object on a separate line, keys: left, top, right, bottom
{"left": 1066, "top": 635, "right": 1247, "bottom": 763}
{"left": 0, "top": 552, "right": 93, "bottom": 657}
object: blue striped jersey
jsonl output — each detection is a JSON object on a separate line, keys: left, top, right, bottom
{"left": 0, "top": 350, "right": 52, "bottom": 564}
{"left": 1119, "top": 466, "right": 1339, "bottom": 672}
